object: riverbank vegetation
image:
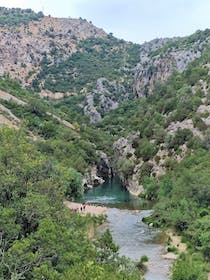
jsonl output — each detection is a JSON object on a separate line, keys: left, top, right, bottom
{"left": 0, "top": 127, "right": 142, "bottom": 280}
{"left": 142, "top": 149, "right": 210, "bottom": 279}
{"left": 94, "top": 47, "right": 210, "bottom": 279}
{"left": 0, "top": 77, "right": 141, "bottom": 279}
{"left": 1, "top": 10, "right": 210, "bottom": 279}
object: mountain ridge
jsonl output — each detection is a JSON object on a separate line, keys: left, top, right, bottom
{"left": 0, "top": 7, "right": 210, "bottom": 280}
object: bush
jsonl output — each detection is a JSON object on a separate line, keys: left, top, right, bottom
{"left": 139, "top": 162, "right": 153, "bottom": 183}
{"left": 192, "top": 116, "right": 207, "bottom": 131}
{"left": 172, "top": 254, "right": 207, "bottom": 280}
{"left": 134, "top": 138, "right": 158, "bottom": 161}
{"left": 167, "top": 129, "right": 193, "bottom": 150}
{"left": 117, "top": 159, "right": 135, "bottom": 179}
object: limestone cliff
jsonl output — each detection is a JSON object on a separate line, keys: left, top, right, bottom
{"left": 134, "top": 31, "right": 210, "bottom": 97}
{"left": 0, "top": 16, "right": 106, "bottom": 83}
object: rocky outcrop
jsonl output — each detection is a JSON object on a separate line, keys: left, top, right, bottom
{"left": 0, "top": 16, "right": 106, "bottom": 84}
{"left": 126, "top": 163, "right": 144, "bottom": 196}
{"left": 39, "top": 89, "right": 72, "bottom": 100}
{"left": 83, "top": 78, "right": 128, "bottom": 122}
{"left": 83, "top": 166, "right": 105, "bottom": 190}
{"left": 96, "top": 151, "right": 113, "bottom": 179}
{"left": 113, "top": 134, "right": 138, "bottom": 159}
{"left": 112, "top": 134, "right": 144, "bottom": 195}
{"left": 82, "top": 151, "right": 112, "bottom": 189}
{"left": 134, "top": 34, "right": 210, "bottom": 97}
{"left": 0, "top": 89, "right": 27, "bottom": 105}
{"left": 83, "top": 92, "right": 102, "bottom": 122}
{"left": 167, "top": 119, "right": 203, "bottom": 138}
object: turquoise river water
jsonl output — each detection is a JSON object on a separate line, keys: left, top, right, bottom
{"left": 83, "top": 177, "right": 172, "bottom": 280}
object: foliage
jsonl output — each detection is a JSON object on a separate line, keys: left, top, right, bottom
{"left": 0, "top": 77, "right": 32, "bottom": 100}
{"left": 0, "top": 78, "right": 114, "bottom": 174}
{"left": 149, "top": 29, "right": 210, "bottom": 58}
{"left": 136, "top": 255, "right": 148, "bottom": 274}
{"left": 1, "top": 25, "right": 210, "bottom": 280}
{"left": 167, "top": 128, "right": 193, "bottom": 150}
{"left": 147, "top": 150, "right": 210, "bottom": 263}
{"left": 0, "top": 127, "right": 142, "bottom": 280}
{"left": 134, "top": 138, "right": 158, "bottom": 161}
{"left": 116, "top": 159, "right": 135, "bottom": 179}
{"left": 172, "top": 254, "right": 207, "bottom": 280}
{"left": 0, "top": 7, "right": 44, "bottom": 26}
{"left": 33, "top": 36, "right": 139, "bottom": 96}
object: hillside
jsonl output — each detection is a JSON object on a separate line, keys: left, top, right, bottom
{"left": 0, "top": 7, "right": 210, "bottom": 280}
{"left": 0, "top": 9, "right": 106, "bottom": 84}
{"left": 2, "top": 8, "right": 210, "bottom": 123}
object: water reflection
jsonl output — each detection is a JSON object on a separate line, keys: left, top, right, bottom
{"left": 83, "top": 176, "right": 148, "bottom": 210}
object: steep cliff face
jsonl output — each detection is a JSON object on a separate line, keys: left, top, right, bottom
{"left": 134, "top": 31, "right": 210, "bottom": 96}
{"left": 112, "top": 135, "right": 144, "bottom": 195}
{"left": 82, "top": 151, "right": 112, "bottom": 189}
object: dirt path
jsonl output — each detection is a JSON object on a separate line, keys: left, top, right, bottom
{"left": 166, "top": 230, "right": 187, "bottom": 253}
{"left": 0, "top": 90, "right": 27, "bottom": 105}
{"left": 64, "top": 201, "right": 107, "bottom": 216}
{"left": 0, "top": 89, "right": 77, "bottom": 131}
{"left": 162, "top": 230, "right": 187, "bottom": 260}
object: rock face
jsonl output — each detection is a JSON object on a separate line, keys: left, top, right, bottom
{"left": 112, "top": 134, "right": 144, "bottom": 195}
{"left": 134, "top": 33, "right": 210, "bottom": 97}
{"left": 126, "top": 164, "right": 144, "bottom": 196}
{"left": 0, "top": 16, "right": 106, "bottom": 83}
{"left": 2, "top": 9, "right": 210, "bottom": 124}
{"left": 167, "top": 119, "right": 203, "bottom": 138}
{"left": 83, "top": 92, "right": 102, "bottom": 122}
{"left": 96, "top": 151, "right": 113, "bottom": 179}
{"left": 82, "top": 151, "right": 112, "bottom": 189}
{"left": 82, "top": 166, "right": 105, "bottom": 190}
{"left": 84, "top": 78, "right": 128, "bottom": 122}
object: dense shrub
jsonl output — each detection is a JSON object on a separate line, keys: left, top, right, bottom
{"left": 0, "top": 7, "right": 44, "bottom": 26}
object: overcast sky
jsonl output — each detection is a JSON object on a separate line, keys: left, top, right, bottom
{"left": 1, "top": 0, "right": 210, "bottom": 43}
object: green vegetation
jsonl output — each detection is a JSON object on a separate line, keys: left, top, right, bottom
{"left": 0, "top": 7, "right": 44, "bottom": 26}
{"left": 0, "top": 77, "right": 32, "bottom": 100}
{"left": 151, "top": 150, "right": 210, "bottom": 254}
{"left": 136, "top": 255, "right": 148, "bottom": 274}
{"left": 0, "top": 78, "right": 113, "bottom": 173}
{"left": 94, "top": 40, "right": 210, "bottom": 279}
{"left": 149, "top": 29, "right": 210, "bottom": 58}
{"left": 1, "top": 18, "right": 210, "bottom": 280}
{"left": 142, "top": 150, "right": 210, "bottom": 279}
{"left": 172, "top": 254, "right": 208, "bottom": 280}
{"left": 33, "top": 36, "right": 140, "bottom": 98}
{"left": 0, "top": 127, "right": 142, "bottom": 280}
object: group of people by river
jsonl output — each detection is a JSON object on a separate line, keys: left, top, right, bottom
{"left": 78, "top": 201, "right": 88, "bottom": 212}
{"left": 64, "top": 200, "right": 107, "bottom": 216}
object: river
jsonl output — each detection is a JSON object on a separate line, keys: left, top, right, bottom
{"left": 83, "top": 177, "right": 172, "bottom": 280}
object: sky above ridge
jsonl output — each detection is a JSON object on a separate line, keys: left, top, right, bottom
{"left": 1, "top": 0, "right": 210, "bottom": 43}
